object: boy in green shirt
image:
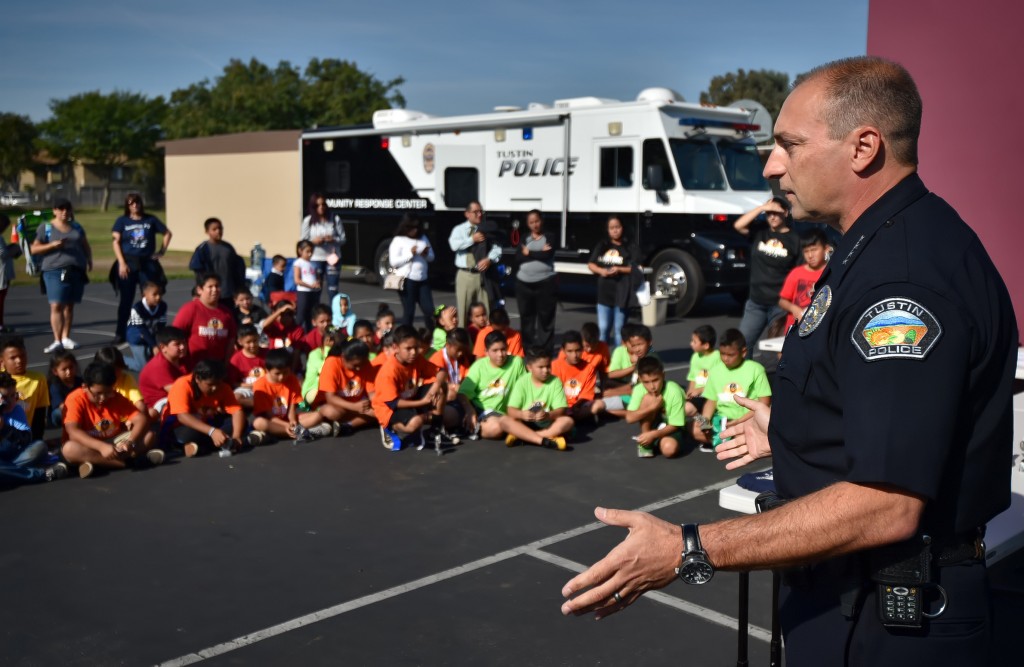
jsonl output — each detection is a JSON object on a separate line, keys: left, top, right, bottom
{"left": 457, "top": 331, "right": 525, "bottom": 440}
{"left": 626, "top": 356, "right": 686, "bottom": 458}
{"left": 500, "top": 347, "right": 572, "bottom": 451}
{"left": 684, "top": 324, "right": 722, "bottom": 440}
{"left": 603, "top": 324, "right": 658, "bottom": 417}
{"left": 698, "top": 328, "right": 772, "bottom": 452}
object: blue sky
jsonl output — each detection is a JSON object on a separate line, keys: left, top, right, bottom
{"left": 2, "top": 0, "right": 868, "bottom": 122}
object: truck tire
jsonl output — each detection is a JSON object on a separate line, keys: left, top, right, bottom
{"left": 371, "top": 238, "right": 394, "bottom": 285}
{"left": 650, "top": 249, "right": 704, "bottom": 318}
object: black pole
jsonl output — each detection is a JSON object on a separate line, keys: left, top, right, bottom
{"left": 737, "top": 571, "right": 749, "bottom": 667}
{"left": 770, "top": 571, "right": 782, "bottom": 667}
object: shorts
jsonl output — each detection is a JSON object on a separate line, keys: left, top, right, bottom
{"left": 603, "top": 394, "right": 632, "bottom": 411}
{"left": 387, "top": 386, "right": 432, "bottom": 429}
{"left": 43, "top": 268, "right": 85, "bottom": 305}
{"left": 476, "top": 408, "right": 502, "bottom": 421}
{"left": 689, "top": 396, "right": 707, "bottom": 412}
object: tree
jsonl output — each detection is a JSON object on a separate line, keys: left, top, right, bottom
{"left": 37, "top": 91, "right": 166, "bottom": 210}
{"left": 0, "top": 113, "right": 37, "bottom": 191}
{"left": 163, "top": 57, "right": 405, "bottom": 139}
{"left": 700, "top": 69, "right": 791, "bottom": 123}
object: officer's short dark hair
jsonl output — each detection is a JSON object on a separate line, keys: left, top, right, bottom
{"left": 719, "top": 328, "right": 747, "bottom": 350}
{"left": 483, "top": 330, "right": 508, "bottom": 350}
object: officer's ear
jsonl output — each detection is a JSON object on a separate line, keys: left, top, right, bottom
{"left": 849, "top": 125, "right": 883, "bottom": 174}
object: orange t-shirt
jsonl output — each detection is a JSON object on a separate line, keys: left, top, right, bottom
{"left": 167, "top": 374, "right": 242, "bottom": 420}
{"left": 557, "top": 341, "right": 610, "bottom": 374}
{"left": 371, "top": 355, "right": 440, "bottom": 425}
{"left": 551, "top": 357, "right": 597, "bottom": 407}
{"left": 429, "top": 348, "right": 469, "bottom": 383}
{"left": 252, "top": 374, "right": 302, "bottom": 418}
{"left": 371, "top": 351, "right": 392, "bottom": 368}
{"left": 317, "top": 356, "right": 378, "bottom": 403}
{"left": 472, "top": 326, "right": 524, "bottom": 359}
{"left": 61, "top": 387, "right": 139, "bottom": 443}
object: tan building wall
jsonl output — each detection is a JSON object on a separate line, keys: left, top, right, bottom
{"left": 162, "top": 131, "right": 302, "bottom": 260}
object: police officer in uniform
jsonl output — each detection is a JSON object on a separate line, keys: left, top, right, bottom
{"left": 559, "top": 56, "right": 1018, "bottom": 666}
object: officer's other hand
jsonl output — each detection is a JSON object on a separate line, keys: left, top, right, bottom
{"left": 560, "top": 507, "right": 679, "bottom": 620}
{"left": 716, "top": 396, "right": 772, "bottom": 470}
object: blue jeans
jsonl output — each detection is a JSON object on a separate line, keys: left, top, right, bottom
{"left": 311, "top": 260, "right": 340, "bottom": 300}
{"left": 399, "top": 278, "right": 436, "bottom": 330}
{"left": 597, "top": 303, "right": 628, "bottom": 348}
{"left": 738, "top": 299, "right": 784, "bottom": 356}
{"left": 124, "top": 344, "right": 149, "bottom": 373}
{"left": 0, "top": 439, "right": 48, "bottom": 482}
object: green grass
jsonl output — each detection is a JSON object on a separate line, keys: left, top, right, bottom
{"left": 3, "top": 206, "right": 193, "bottom": 286}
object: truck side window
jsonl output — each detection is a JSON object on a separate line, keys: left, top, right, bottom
{"left": 326, "top": 160, "right": 351, "bottom": 193}
{"left": 642, "top": 139, "right": 675, "bottom": 190}
{"left": 444, "top": 168, "right": 479, "bottom": 208}
{"left": 599, "top": 146, "right": 633, "bottom": 188}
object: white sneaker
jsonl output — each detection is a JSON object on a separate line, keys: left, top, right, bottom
{"left": 306, "top": 423, "right": 333, "bottom": 439}
{"left": 61, "top": 337, "right": 78, "bottom": 350}
{"left": 146, "top": 449, "right": 165, "bottom": 465}
{"left": 43, "top": 340, "right": 63, "bottom": 353}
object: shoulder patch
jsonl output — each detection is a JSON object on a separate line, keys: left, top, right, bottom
{"left": 851, "top": 298, "right": 942, "bottom": 362}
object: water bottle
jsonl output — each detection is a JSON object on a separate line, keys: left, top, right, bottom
{"left": 250, "top": 242, "right": 266, "bottom": 269}
{"left": 217, "top": 438, "right": 234, "bottom": 458}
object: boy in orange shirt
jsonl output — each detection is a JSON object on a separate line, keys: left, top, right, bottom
{"left": 472, "top": 308, "right": 524, "bottom": 359}
{"left": 166, "top": 359, "right": 252, "bottom": 457}
{"left": 61, "top": 362, "right": 161, "bottom": 479}
{"left": 316, "top": 339, "right": 378, "bottom": 432}
{"left": 251, "top": 349, "right": 334, "bottom": 443}
{"left": 551, "top": 331, "right": 605, "bottom": 423}
{"left": 372, "top": 325, "right": 448, "bottom": 450}
{"left": 228, "top": 324, "right": 267, "bottom": 408}
{"left": 429, "top": 328, "right": 472, "bottom": 402}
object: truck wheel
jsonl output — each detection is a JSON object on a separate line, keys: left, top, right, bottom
{"left": 371, "top": 238, "right": 394, "bottom": 285}
{"left": 650, "top": 249, "right": 704, "bottom": 318}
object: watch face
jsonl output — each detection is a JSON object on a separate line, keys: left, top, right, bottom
{"left": 680, "top": 559, "right": 714, "bottom": 585}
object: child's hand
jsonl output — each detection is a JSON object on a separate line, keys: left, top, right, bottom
{"left": 635, "top": 432, "right": 656, "bottom": 447}
{"left": 101, "top": 443, "right": 121, "bottom": 461}
{"left": 210, "top": 429, "right": 229, "bottom": 448}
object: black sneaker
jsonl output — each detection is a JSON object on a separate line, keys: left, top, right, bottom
{"left": 45, "top": 462, "right": 68, "bottom": 482}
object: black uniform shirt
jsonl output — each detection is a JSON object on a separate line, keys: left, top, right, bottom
{"left": 770, "top": 174, "right": 1017, "bottom": 538}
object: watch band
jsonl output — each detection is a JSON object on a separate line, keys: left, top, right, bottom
{"left": 682, "top": 523, "right": 701, "bottom": 555}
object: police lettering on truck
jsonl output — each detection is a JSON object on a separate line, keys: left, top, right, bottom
{"left": 300, "top": 88, "right": 772, "bottom": 316}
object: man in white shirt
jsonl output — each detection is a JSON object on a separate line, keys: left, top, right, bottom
{"left": 448, "top": 201, "right": 501, "bottom": 327}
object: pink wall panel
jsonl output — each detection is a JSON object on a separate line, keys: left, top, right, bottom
{"left": 868, "top": 0, "right": 1023, "bottom": 335}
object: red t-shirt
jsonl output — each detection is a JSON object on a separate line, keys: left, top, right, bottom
{"left": 779, "top": 264, "right": 826, "bottom": 331}
{"left": 263, "top": 320, "right": 304, "bottom": 351}
{"left": 139, "top": 353, "right": 187, "bottom": 408}
{"left": 167, "top": 374, "right": 242, "bottom": 420}
{"left": 317, "top": 356, "right": 378, "bottom": 404}
{"left": 62, "top": 387, "right": 139, "bottom": 444}
{"left": 371, "top": 355, "right": 439, "bottom": 426}
{"left": 301, "top": 328, "right": 324, "bottom": 353}
{"left": 551, "top": 357, "right": 597, "bottom": 406}
{"left": 472, "top": 326, "right": 524, "bottom": 359}
{"left": 228, "top": 349, "right": 268, "bottom": 388}
{"left": 172, "top": 300, "right": 236, "bottom": 369}
{"left": 252, "top": 374, "right": 302, "bottom": 418}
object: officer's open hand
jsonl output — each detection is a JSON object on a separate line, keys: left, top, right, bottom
{"left": 716, "top": 396, "right": 772, "bottom": 470}
{"left": 560, "top": 507, "right": 680, "bottom": 620}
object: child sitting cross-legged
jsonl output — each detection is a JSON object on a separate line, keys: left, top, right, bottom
{"left": 251, "top": 349, "right": 334, "bottom": 443}
{"left": 371, "top": 325, "right": 449, "bottom": 450}
{"left": 551, "top": 330, "right": 605, "bottom": 424}
{"left": 228, "top": 324, "right": 267, "bottom": 409}
{"left": 499, "top": 346, "right": 573, "bottom": 451}
{"left": 166, "top": 359, "right": 255, "bottom": 458}
{"left": 94, "top": 345, "right": 147, "bottom": 415}
{"left": 1, "top": 371, "right": 68, "bottom": 484}
{"left": 625, "top": 356, "right": 686, "bottom": 459}
{"left": 696, "top": 328, "right": 772, "bottom": 453}
{"left": 456, "top": 330, "right": 525, "bottom": 440}
{"left": 316, "top": 339, "right": 378, "bottom": 432}
{"left": 62, "top": 362, "right": 162, "bottom": 478}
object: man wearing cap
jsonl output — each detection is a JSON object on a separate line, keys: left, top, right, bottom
{"left": 560, "top": 56, "right": 1017, "bottom": 665}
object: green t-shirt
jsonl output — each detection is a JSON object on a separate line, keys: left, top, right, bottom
{"left": 431, "top": 327, "right": 447, "bottom": 353}
{"left": 608, "top": 346, "right": 660, "bottom": 386}
{"left": 301, "top": 347, "right": 329, "bottom": 398}
{"left": 458, "top": 355, "right": 526, "bottom": 413}
{"left": 626, "top": 380, "right": 686, "bottom": 427}
{"left": 704, "top": 359, "right": 771, "bottom": 421}
{"left": 686, "top": 350, "right": 722, "bottom": 392}
{"left": 507, "top": 373, "right": 567, "bottom": 426}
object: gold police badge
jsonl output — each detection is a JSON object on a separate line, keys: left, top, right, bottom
{"left": 798, "top": 285, "right": 832, "bottom": 337}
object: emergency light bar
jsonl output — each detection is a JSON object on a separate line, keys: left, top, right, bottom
{"left": 678, "top": 118, "right": 760, "bottom": 132}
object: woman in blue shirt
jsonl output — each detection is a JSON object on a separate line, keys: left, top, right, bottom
{"left": 111, "top": 193, "right": 172, "bottom": 344}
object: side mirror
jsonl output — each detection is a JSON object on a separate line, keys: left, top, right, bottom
{"left": 645, "top": 164, "right": 665, "bottom": 191}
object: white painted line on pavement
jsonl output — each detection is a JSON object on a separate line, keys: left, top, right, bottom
{"left": 156, "top": 479, "right": 736, "bottom": 666}
{"left": 526, "top": 549, "right": 772, "bottom": 643}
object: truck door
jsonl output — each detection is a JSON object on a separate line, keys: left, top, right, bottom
{"left": 568, "top": 141, "right": 640, "bottom": 259}
{"left": 435, "top": 145, "right": 485, "bottom": 211}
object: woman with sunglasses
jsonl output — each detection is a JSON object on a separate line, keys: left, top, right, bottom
{"left": 732, "top": 195, "right": 800, "bottom": 355}
{"left": 299, "top": 193, "right": 346, "bottom": 302}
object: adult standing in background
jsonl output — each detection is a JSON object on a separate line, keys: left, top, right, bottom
{"left": 733, "top": 196, "right": 800, "bottom": 354}
{"left": 515, "top": 209, "right": 556, "bottom": 351}
{"left": 449, "top": 201, "right": 500, "bottom": 327}
{"left": 300, "top": 193, "right": 346, "bottom": 303}
{"left": 31, "top": 198, "right": 93, "bottom": 353}
{"left": 388, "top": 213, "right": 436, "bottom": 329}
{"left": 111, "top": 193, "right": 171, "bottom": 345}
{"left": 587, "top": 216, "right": 638, "bottom": 348}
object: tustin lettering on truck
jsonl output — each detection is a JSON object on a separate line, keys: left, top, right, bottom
{"left": 300, "top": 87, "right": 772, "bottom": 316}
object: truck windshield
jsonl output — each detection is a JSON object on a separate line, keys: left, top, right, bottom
{"left": 669, "top": 138, "right": 768, "bottom": 192}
